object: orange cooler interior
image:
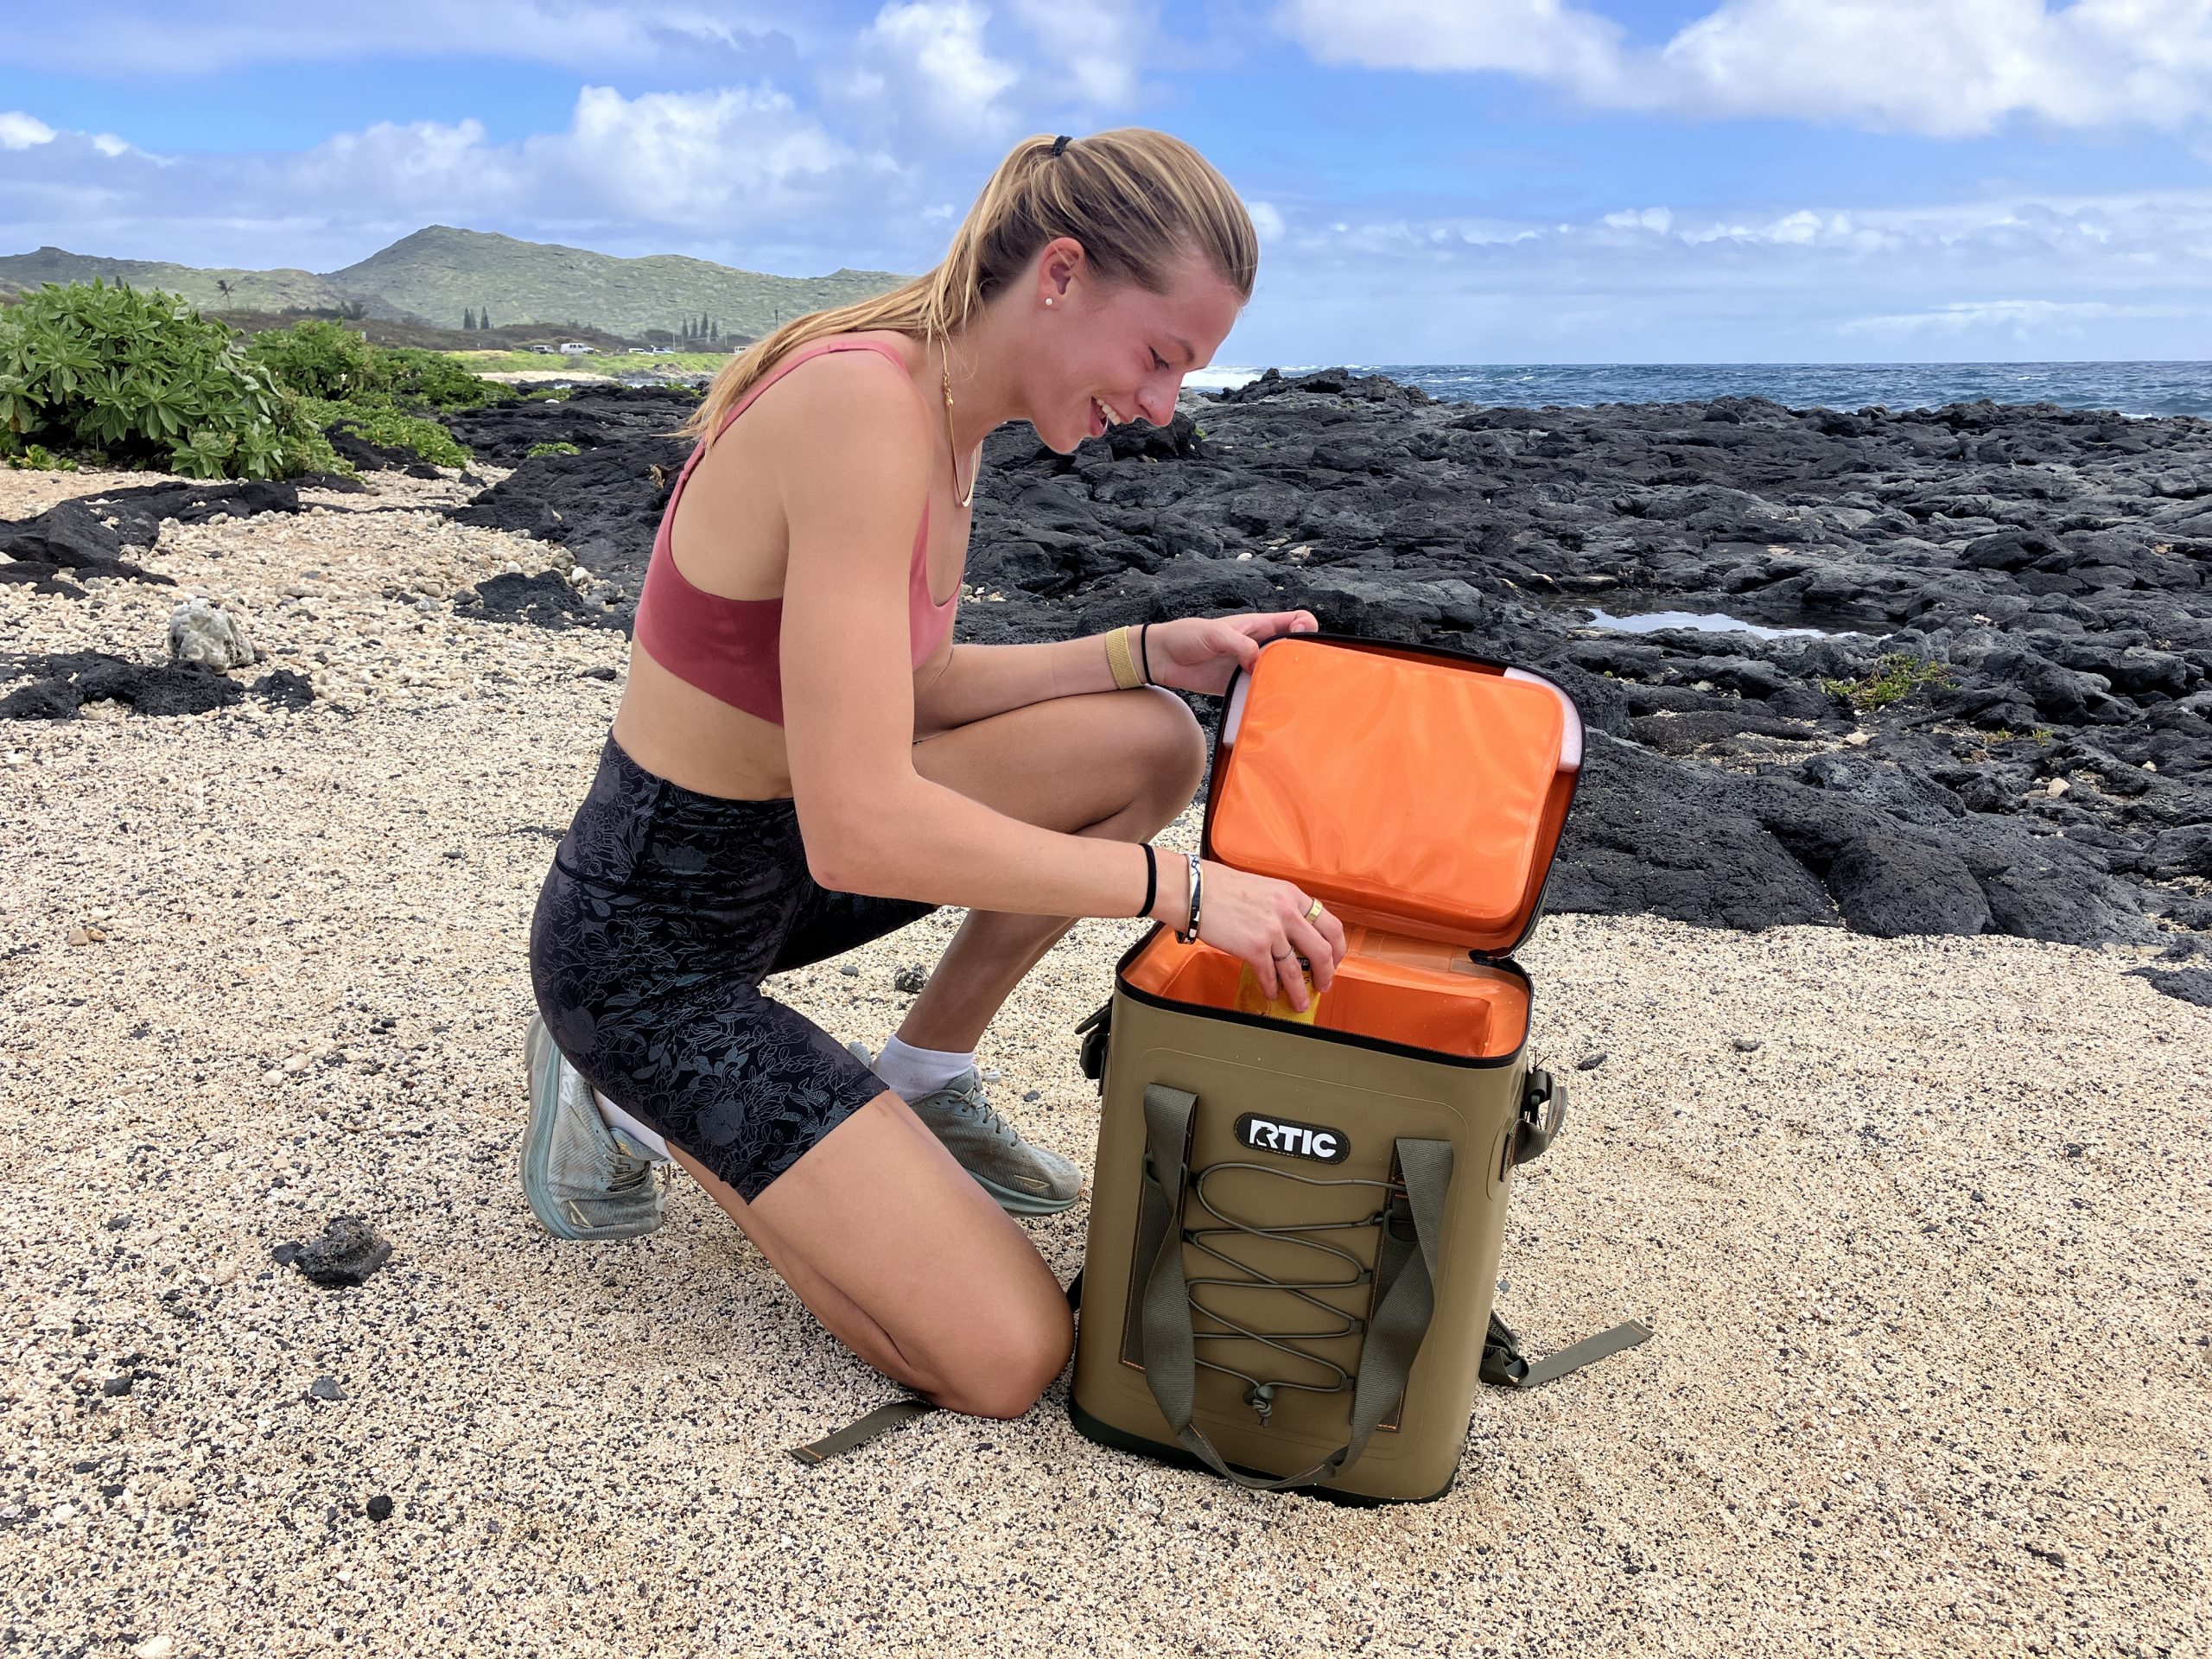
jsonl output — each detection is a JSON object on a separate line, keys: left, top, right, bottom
{"left": 1205, "top": 638, "right": 1575, "bottom": 950}
{"left": 1120, "top": 637, "right": 1577, "bottom": 1062}
{"left": 1123, "top": 926, "right": 1532, "bottom": 1061}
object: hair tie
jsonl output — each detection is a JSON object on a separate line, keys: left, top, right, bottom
{"left": 1050, "top": 134, "right": 1071, "bottom": 157}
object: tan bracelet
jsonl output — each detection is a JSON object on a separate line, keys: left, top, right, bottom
{"left": 1104, "top": 625, "right": 1144, "bottom": 691}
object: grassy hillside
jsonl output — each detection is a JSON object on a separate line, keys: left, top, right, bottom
{"left": 0, "top": 246, "right": 416, "bottom": 320}
{"left": 0, "top": 226, "right": 906, "bottom": 340}
{"left": 325, "top": 226, "right": 903, "bottom": 337}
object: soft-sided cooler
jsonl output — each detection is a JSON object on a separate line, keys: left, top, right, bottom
{"left": 1069, "top": 632, "right": 1648, "bottom": 1503}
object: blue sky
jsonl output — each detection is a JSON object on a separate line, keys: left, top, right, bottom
{"left": 4, "top": 1, "right": 2211, "bottom": 365}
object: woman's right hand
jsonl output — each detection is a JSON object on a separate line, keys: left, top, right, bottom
{"left": 1150, "top": 857, "right": 1348, "bottom": 1014}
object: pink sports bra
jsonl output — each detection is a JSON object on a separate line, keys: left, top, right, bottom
{"left": 632, "top": 339, "right": 959, "bottom": 726}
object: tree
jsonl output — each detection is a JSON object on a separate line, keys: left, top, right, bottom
{"left": 215, "top": 279, "right": 233, "bottom": 301}
{"left": 480, "top": 305, "right": 493, "bottom": 330}
{"left": 709, "top": 319, "right": 719, "bottom": 342}
{"left": 463, "top": 308, "right": 476, "bottom": 331}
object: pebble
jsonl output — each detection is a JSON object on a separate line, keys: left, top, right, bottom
{"left": 133, "top": 1638, "right": 174, "bottom": 1659}
{"left": 149, "top": 1479, "right": 194, "bottom": 1512}
{"left": 366, "top": 1494, "right": 394, "bottom": 1521}
{"left": 308, "top": 1375, "right": 345, "bottom": 1402}
{"left": 1575, "top": 1052, "right": 1608, "bottom": 1071}
{"left": 1733, "top": 1037, "right": 1765, "bottom": 1052}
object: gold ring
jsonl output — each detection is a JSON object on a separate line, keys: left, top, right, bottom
{"left": 1302, "top": 898, "right": 1324, "bottom": 924}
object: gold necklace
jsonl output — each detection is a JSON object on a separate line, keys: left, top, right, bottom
{"left": 939, "top": 365, "right": 976, "bottom": 508}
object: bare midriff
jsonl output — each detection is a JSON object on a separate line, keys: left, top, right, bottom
{"left": 610, "top": 331, "right": 968, "bottom": 802}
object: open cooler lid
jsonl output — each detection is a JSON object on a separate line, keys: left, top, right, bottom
{"left": 1201, "top": 633, "right": 1582, "bottom": 956}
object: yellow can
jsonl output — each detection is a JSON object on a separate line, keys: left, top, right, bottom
{"left": 1235, "top": 958, "right": 1321, "bottom": 1025}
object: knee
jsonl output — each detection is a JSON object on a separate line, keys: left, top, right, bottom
{"left": 1126, "top": 686, "right": 1208, "bottom": 823}
{"left": 931, "top": 1299, "right": 1074, "bottom": 1421}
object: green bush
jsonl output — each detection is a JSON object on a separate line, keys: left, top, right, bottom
{"left": 1821, "top": 653, "right": 1955, "bottom": 712}
{"left": 244, "top": 319, "right": 512, "bottom": 469}
{"left": 303, "top": 397, "right": 472, "bottom": 468}
{"left": 4, "top": 443, "right": 78, "bottom": 472}
{"left": 245, "top": 318, "right": 382, "bottom": 400}
{"left": 526, "top": 441, "right": 580, "bottom": 457}
{"left": 246, "top": 321, "right": 508, "bottom": 412}
{"left": 378, "top": 346, "right": 508, "bottom": 411}
{"left": 0, "top": 279, "right": 336, "bottom": 478}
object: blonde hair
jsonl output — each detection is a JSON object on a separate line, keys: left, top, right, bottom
{"left": 676, "top": 128, "right": 1258, "bottom": 446}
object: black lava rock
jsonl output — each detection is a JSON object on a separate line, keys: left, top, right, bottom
{"left": 416, "top": 374, "right": 2212, "bottom": 1001}
{"left": 283, "top": 1216, "right": 393, "bottom": 1287}
{"left": 0, "top": 651, "right": 314, "bottom": 721}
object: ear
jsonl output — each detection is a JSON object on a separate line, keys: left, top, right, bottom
{"left": 1036, "top": 236, "right": 1086, "bottom": 303}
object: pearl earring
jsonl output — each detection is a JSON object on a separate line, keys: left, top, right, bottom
{"left": 1045, "top": 296, "right": 1056, "bottom": 307}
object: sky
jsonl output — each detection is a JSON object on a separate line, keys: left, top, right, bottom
{"left": 4, "top": 0, "right": 2212, "bottom": 365}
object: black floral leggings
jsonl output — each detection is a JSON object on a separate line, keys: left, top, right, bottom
{"left": 529, "top": 732, "right": 937, "bottom": 1199}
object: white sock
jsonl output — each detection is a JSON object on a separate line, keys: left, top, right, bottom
{"left": 592, "top": 1086, "right": 671, "bottom": 1160}
{"left": 872, "top": 1034, "right": 977, "bottom": 1103}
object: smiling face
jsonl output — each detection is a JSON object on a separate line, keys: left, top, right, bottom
{"left": 1015, "top": 236, "right": 1244, "bottom": 453}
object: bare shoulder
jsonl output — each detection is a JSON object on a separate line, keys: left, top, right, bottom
{"left": 750, "top": 333, "right": 934, "bottom": 465}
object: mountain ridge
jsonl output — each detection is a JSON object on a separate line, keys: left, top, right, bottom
{"left": 0, "top": 226, "right": 907, "bottom": 340}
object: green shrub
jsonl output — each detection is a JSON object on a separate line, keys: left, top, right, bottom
{"left": 303, "top": 397, "right": 472, "bottom": 468}
{"left": 1821, "top": 653, "right": 1955, "bottom": 712}
{"left": 247, "top": 322, "right": 508, "bottom": 411}
{"left": 4, "top": 443, "right": 78, "bottom": 471}
{"left": 245, "top": 319, "right": 510, "bottom": 470}
{"left": 378, "top": 346, "right": 509, "bottom": 411}
{"left": 245, "top": 318, "right": 382, "bottom": 400}
{"left": 0, "top": 279, "right": 336, "bottom": 478}
{"left": 526, "top": 441, "right": 580, "bottom": 458}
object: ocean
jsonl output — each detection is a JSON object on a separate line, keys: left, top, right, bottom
{"left": 1183, "top": 361, "right": 2212, "bottom": 419}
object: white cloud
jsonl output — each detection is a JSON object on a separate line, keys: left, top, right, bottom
{"left": 1248, "top": 200, "right": 1287, "bottom": 244}
{"left": 1274, "top": 0, "right": 2212, "bottom": 138}
{"left": 827, "top": 1, "right": 1023, "bottom": 148}
{"left": 0, "top": 111, "right": 58, "bottom": 149}
{"left": 1004, "top": 0, "right": 1157, "bottom": 109}
{"left": 1276, "top": 0, "right": 1630, "bottom": 99}
{"left": 1835, "top": 298, "right": 2194, "bottom": 335}
{"left": 0, "top": 87, "right": 884, "bottom": 273}
{"left": 1217, "top": 187, "right": 2212, "bottom": 361}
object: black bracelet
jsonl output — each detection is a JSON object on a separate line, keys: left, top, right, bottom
{"left": 1138, "top": 842, "right": 1157, "bottom": 920}
{"left": 1139, "top": 622, "right": 1154, "bottom": 686}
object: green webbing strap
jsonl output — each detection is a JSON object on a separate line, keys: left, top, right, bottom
{"left": 1480, "top": 1308, "right": 1653, "bottom": 1390}
{"left": 788, "top": 1396, "right": 936, "bottom": 1465}
{"left": 1134, "top": 1083, "right": 1454, "bottom": 1493}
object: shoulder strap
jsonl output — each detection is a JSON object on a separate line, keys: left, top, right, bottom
{"left": 713, "top": 338, "right": 930, "bottom": 446}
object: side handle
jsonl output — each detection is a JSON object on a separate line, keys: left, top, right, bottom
{"left": 1513, "top": 1067, "right": 1567, "bottom": 1167}
{"left": 1075, "top": 999, "right": 1113, "bottom": 1087}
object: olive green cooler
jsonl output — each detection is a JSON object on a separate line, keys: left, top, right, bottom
{"left": 1069, "top": 633, "right": 1649, "bottom": 1503}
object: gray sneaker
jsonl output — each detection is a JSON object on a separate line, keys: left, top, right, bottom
{"left": 846, "top": 1041, "right": 1084, "bottom": 1215}
{"left": 520, "top": 1014, "right": 671, "bottom": 1240}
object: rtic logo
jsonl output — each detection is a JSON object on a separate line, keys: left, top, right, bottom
{"left": 1235, "top": 1112, "right": 1349, "bottom": 1164}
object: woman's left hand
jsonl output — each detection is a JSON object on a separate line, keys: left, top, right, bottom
{"left": 1141, "top": 610, "right": 1320, "bottom": 696}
